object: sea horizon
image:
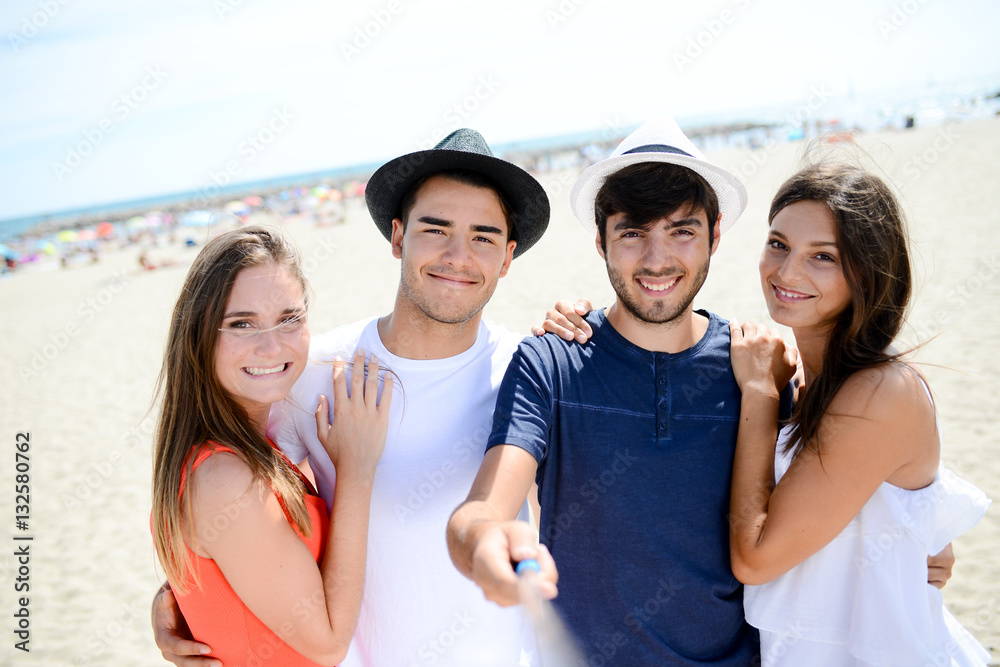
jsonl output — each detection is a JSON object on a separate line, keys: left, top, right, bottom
{"left": 5, "top": 79, "right": 998, "bottom": 242}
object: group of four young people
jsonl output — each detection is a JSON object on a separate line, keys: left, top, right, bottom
{"left": 151, "top": 116, "right": 990, "bottom": 666}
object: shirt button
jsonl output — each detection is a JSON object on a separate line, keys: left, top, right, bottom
{"left": 657, "top": 377, "right": 666, "bottom": 386}
{"left": 658, "top": 399, "right": 667, "bottom": 409}
{"left": 658, "top": 422, "right": 667, "bottom": 431}
{"left": 656, "top": 356, "right": 665, "bottom": 365}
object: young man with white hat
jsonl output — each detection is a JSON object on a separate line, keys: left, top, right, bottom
{"left": 153, "top": 128, "right": 550, "bottom": 667}
{"left": 447, "top": 116, "right": 776, "bottom": 664}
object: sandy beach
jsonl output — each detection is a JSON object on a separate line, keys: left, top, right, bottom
{"left": 1, "top": 118, "right": 998, "bottom": 664}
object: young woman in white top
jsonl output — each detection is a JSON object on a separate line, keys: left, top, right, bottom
{"left": 728, "top": 161, "right": 990, "bottom": 666}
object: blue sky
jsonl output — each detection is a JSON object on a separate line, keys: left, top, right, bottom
{"left": 2, "top": 0, "right": 998, "bottom": 221}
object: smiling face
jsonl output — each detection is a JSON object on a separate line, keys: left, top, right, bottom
{"left": 759, "top": 200, "right": 852, "bottom": 331}
{"left": 599, "top": 205, "right": 718, "bottom": 326}
{"left": 214, "top": 262, "right": 309, "bottom": 420}
{"left": 392, "top": 174, "right": 516, "bottom": 325}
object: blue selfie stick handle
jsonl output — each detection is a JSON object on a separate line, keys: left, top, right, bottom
{"left": 516, "top": 558, "right": 541, "bottom": 575}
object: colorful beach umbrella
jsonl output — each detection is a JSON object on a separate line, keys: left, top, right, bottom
{"left": 96, "top": 221, "right": 115, "bottom": 237}
{"left": 56, "top": 229, "right": 78, "bottom": 243}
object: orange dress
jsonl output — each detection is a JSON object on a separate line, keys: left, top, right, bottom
{"left": 165, "top": 442, "right": 331, "bottom": 666}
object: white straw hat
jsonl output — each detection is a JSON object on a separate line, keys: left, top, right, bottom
{"left": 570, "top": 116, "right": 748, "bottom": 234}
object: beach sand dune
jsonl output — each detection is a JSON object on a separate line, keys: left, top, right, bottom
{"left": 1, "top": 118, "right": 997, "bottom": 664}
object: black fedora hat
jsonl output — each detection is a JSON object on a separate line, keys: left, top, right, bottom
{"left": 365, "top": 129, "right": 550, "bottom": 259}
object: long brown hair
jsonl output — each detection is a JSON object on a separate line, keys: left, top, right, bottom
{"left": 769, "top": 162, "right": 912, "bottom": 454}
{"left": 152, "top": 226, "right": 313, "bottom": 591}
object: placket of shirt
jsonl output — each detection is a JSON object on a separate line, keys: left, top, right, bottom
{"left": 654, "top": 352, "right": 669, "bottom": 440}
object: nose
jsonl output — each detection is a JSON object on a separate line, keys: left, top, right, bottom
{"left": 642, "top": 231, "right": 673, "bottom": 272}
{"left": 441, "top": 235, "right": 473, "bottom": 269}
{"left": 252, "top": 328, "right": 283, "bottom": 355}
{"left": 777, "top": 251, "right": 804, "bottom": 282}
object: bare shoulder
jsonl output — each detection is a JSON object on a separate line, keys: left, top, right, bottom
{"left": 827, "top": 363, "right": 938, "bottom": 486}
{"left": 829, "top": 363, "right": 934, "bottom": 423}
{"left": 187, "top": 451, "right": 264, "bottom": 508}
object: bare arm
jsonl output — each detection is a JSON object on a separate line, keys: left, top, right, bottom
{"left": 186, "top": 350, "right": 390, "bottom": 665}
{"left": 447, "top": 444, "right": 557, "bottom": 607}
{"left": 728, "top": 321, "right": 939, "bottom": 585}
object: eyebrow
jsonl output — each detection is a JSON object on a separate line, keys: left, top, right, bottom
{"left": 613, "top": 216, "right": 703, "bottom": 232}
{"left": 418, "top": 216, "right": 505, "bottom": 236}
{"left": 222, "top": 307, "right": 304, "bottom": 319}
{"left": 769, "top": 229, "right": 838, "bottom": 248}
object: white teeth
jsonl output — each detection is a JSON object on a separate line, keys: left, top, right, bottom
{"left": 244, "top": 363, "right": 288, "bottom": 376}
{"left": 775, "top": 285, "right": 809, "bottom": 299}
{"left": 639, "top": 278, "right": 678, "bottom": 292}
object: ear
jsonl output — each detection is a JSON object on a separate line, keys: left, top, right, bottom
{"left": 709, "top": 215, "right": 722, "bottom": 256}
{"left": 595, "top": 230, "right": 606, "bottom": 260}
{"left": 498, "top": 240, "right": 516, "bottom": 278}
{"left": 390, "top": 219, "right": 404, "bottom": 259}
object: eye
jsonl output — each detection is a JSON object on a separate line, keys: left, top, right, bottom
{"left": 767, "top": 239, "right": 787, "bottom": 251}
{"left": 473, "top": 235, "right": 495, "bottom": 244}
{"left": 227, "top": 320, "right": 254, "bottom": 330}
{"left": 674, "top": 228, "right": 695, "bottom": 237}
{"left": 814, "top": 253, "right": 837, "bottom": 262}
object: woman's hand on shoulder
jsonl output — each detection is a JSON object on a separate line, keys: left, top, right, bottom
{"left": 729, "top": 319, "right": 798, "bottom": 396}
{"left": 315, "top": 347, "right": 393, "bottom": 481}
{"left": 530, "top": 299, "right": 594, "bottom": 343}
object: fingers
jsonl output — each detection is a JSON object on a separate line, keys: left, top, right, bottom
{"left": 542, "top": 300, "right": 593, "bottom": 343}
{"left": 162, "top": 651, "right": 222, "bottom": 667}
{"left": 530, "top": 543, "right": 559, "bottom": 600}
{"left": 314, "top": 395, "right": 330, "bottom": 442}
{"left": 379, "top": 370, "right": 394, "bottom": 411}
{"left": 927, "top": 543, "right": 955, "bottom": 589}
{"left": 364, "top": 353, "right": 380, "bottom": 409}
{"left": 331, "top": 355, "right": 347, "bottom": 406}
{"left": 350, "top": 347, "right": 365, "bottom": 402}
{"left": 152, "top": 589, "right": 215, "bottom": 663}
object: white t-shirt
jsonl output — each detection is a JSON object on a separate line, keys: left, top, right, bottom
{"left": 269, "top": 316, "right": 533, "bottom": 667}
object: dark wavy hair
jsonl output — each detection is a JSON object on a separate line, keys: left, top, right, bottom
{"left": 770, "top": 162, "right": 912, "bottom": 454}
{"left": 595, "top": 162, "right": 720, "bottom": 252}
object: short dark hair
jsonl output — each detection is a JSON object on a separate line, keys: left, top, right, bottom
{"left": 398, "top": 169, "right": 516, "bottom": 242}
{"left": 595, "top": 162, "right": 720, "bottom": 251}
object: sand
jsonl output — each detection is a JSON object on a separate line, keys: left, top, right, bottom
{"left": 1, "top": 118, "right": 997, "bottom": 664}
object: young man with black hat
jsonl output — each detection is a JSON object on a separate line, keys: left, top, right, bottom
{"left": 153, "top": 129, "right": 550, "bottom": 667}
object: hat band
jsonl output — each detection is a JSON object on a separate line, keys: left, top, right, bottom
{"left": 621, "top": 144, "right": 693, "bottom": 158}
